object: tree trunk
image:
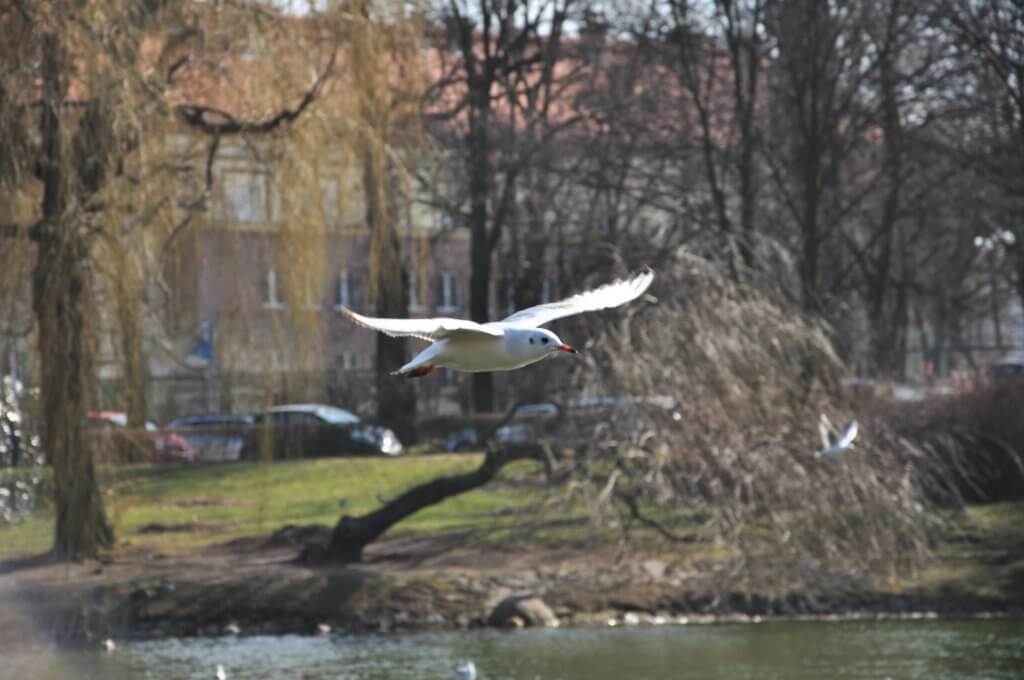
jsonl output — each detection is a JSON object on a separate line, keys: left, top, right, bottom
{"left": 34, "top": 33, "right": 112, "bottom": 560}
{"left": 349, "top": 0, "right": 417, "bottom": 442}
{"left": 114, "top": 249, "right": 147, "bottom": 434}
{"left": 867, "top": 9, "right": 905, "bottom": 377}
{"left": 321, "top": 443, "right": 540, "bottom": 563}
{"left": 365, "top": 152, "right": 416, "bottom": 443}
{"left": 469, "top": 234, "right": 494, "bottom": 413}
{"left": 468, "top": 93, "right": 495, "bottom": 413}
{"left": 33, "top": 239, "right": 114, "bottom": 559}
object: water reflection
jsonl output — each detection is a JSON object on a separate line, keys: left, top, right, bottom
{"left": 2, "top": 619, "right": 1022, "bottom": 680}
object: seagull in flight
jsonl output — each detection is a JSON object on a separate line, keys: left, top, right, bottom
{"left": 818, "top": 414, "right": 858, "bottom": 457}
{"left": 341, "top": 268, "right": 654, "bottom": 377}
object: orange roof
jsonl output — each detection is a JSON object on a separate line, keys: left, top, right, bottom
{"left": 12, "top": 6, "right": 744, "bottom": 151}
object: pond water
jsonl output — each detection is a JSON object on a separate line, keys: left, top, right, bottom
{"left": 4, "top": 618, "right": 1023, "bottom": 680}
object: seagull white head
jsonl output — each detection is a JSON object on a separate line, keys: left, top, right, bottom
{"left": 511, "top": 327, "right": 578, "bottom": 362}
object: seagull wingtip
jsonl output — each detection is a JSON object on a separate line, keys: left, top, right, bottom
{"left": 635, "top": 266, "right": 655, "bottom": 290}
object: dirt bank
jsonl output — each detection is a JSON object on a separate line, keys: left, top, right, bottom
{"left": 3, "top": 524, "right": 1022, "bottom": 648}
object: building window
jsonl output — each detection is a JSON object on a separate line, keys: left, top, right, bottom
{"left": 264, "top": 269, "right": 285, "bottom": 309}
{"left": 335, "top": 270, "right": 363, "bottom": 310}
{"left": 342, "top": 351, "right": 373, "bottom": 370}
{"left": 437, "top": 271, "right": 460, "bottom": 313}
{"left": 409, "top": 268, "right": 425, "bottom": 311}
{"left": 321, "top": 177, "right": 339, "bottom": 225}
{"left": 221, "top": 169, "right": 271, "bottom": 223}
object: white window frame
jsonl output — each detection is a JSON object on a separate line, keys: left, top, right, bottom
{"left": 409, "top": 268, "right": 425, "bottom": 312}
{"left": 438, "top": 271, "right": 459, "bottom": 314}
{"left": 264, "top": 269, "right": 285, "bottom": 309}
{"left": 341, "top": 351, "right": 373, "bottom": 371}
{"left": 335, "top": 270, "right": 353, "bottom": 310}
{"left": 221, "top": 169, "right": 271, "bottom": 224}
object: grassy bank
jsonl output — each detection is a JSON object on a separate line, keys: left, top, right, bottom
{"left": 2, "top": 457, "right": 1024, "bottom": 646}
{"left": 3, "top": 456, "right": 1023, "bottom": 608}
{"left": 0, "top": 454, "right": 552, "bottom": 559}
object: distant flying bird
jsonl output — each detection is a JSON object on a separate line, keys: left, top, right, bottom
{"left": 818, "top": 414, "right": 858, "bottom": 457}
{"left": 454, "top": 660, "right": 477, "bottom": 680}
{"left": 215, "top": 664, "right": 227, "bottom": 680}
{"left": 101, "top": 638, "right": 116, "bottom": 653}
{"left": 341, "top": 268, "right": 654, "bottom": 377}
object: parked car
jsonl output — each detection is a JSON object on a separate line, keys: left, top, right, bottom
{"left": 168, "top": 415, "right": 255, "bottom": 428}
{"left": 167, "top": 414, "right": 254, "bottom": 462}
{"left": 446, "top": 402, "right": 560, "bottom": 452}
{"left": 988, "top": 362, "right": 1024, "bottom": 381}
{"left": 244, "top": 403, "right": 403, "bottom": 459}
{"left": 568, "top": 395, "right": 679, "bottom": 411}
{"left": 87, "top": 411, "right": 196, "bottom": 463}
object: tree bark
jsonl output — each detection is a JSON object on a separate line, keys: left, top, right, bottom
{"left": 321, "top": 442, "right": 542, "bottom": 563}
{"left": 33, "top": 237, "right": 114, "bottom": 558}
{"left": 32, "top": 34, "right": 113, "bottom": 561}
{"left": 467, "top": 68, "right": 496, "bottom": 414}
{"left": 33, "top": 33, "right": 113, "bottom": 560}
{"left": 114, "top": 248, "right": 147, "bottom": 436}
{"left": 349, "top": 0, "right": 417, "bottom": 441}
{"left": 365, "top": 151, "right": 417, "bottom": 443}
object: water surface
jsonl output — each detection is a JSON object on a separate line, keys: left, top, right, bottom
{"left": 4, "top": 618, "right": 1022, "bottom": 680}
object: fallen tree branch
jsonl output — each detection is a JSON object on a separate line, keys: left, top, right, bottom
{"left": 311, "top": 441, "right": 545, "bottom": 564}
{"left": 614, "top": 490, "right": 699, "bottom": 544}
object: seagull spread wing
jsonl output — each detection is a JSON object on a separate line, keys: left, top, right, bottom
{"left": 340, "top": 308, "right": 503, "bottom": 341}
{"left": 836, "top": 420, "right": 858, "bottom": 449}
{"left": 499, "top": 268, "right": 654, "bottom": 328}
{"left": 819, "top": 414, "right": 836, "bottom": 449}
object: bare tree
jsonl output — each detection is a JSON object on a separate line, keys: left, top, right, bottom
{"left": 940, "top": 0, "right": 1024, "bottom": 315}
{"left": 424, "top": 0, "right": 582, "bottom": 412}
{"left": 659, "top": 0, "right": 768, "bottom": 274}
{"left": 761, "top": 0, "right": 878, "bottom": 312}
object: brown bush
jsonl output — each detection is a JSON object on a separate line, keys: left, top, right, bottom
{"left": 887, "top": 379, "right": 1024, "bottom": 504}
{"left": 552, "top": 251, "right": 949, "bottom": 593}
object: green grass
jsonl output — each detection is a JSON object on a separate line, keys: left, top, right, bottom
{"left": 0, "top": 455, "right": 551, "bottom": 558}
{"left": 894, "top": 501, "right": 1024, "bottom": 601}
{"left": 6, "top": 457, "right": 1024, "bottom": 605}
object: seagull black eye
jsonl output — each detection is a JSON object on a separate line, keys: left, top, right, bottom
{"left": 541, "top": 337, "right": 549, "bottom": 344}
{"left": 529, "top": 338, "right": 534, "bottom": 344}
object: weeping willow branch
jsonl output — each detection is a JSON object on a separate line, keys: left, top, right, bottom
{"left": 175, "top": 49, "right": 337, "bottom": 136}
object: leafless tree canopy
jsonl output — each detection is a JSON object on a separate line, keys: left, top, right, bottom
{"left": 2, "top": 0, "right": 1024, "bottom": 570}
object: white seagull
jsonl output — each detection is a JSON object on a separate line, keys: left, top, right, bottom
{"left": 454, "top": 660, "right": 477, "bottom": 680}
{"left": 818, "top": 414, "right": 858, "bottom": 457}
{"left": 341, "top": 268, "right": 654, "bottom": 377}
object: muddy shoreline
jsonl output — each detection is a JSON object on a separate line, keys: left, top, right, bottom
{"left": 4, "top": 543, "right": 1022, "bottom": 648}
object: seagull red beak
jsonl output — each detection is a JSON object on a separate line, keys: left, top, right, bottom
{"left": 559, "top": 343, "right": 578, "bottom": 354}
